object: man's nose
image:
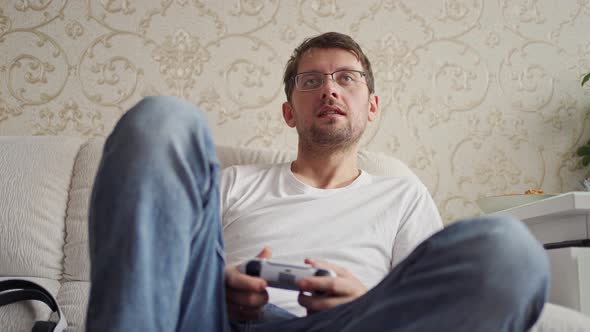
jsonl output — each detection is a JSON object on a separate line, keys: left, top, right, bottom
{"left": 321, "top": 75, "right": 340, "bottom": 99}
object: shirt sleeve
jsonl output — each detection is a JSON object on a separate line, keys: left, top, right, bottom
{"left": 391, "top": 180, "right": 443, "bottom": 268}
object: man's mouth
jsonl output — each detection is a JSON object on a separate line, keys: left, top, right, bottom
{"left": 317, "top": 105, "right": 346, "bottom": 117}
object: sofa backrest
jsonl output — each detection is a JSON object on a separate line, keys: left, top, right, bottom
{"left": 0, "top": 136, "right": 416, "bottom": 331}
{"left": 215, "top": 145, "right": 416, "bottom": 177}
{"left": 0, "top": 136, "right": 88, "bottom": 331}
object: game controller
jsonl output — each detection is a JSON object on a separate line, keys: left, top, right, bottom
{"left": 238, "top": 258, "right": 336, "bottom": 291}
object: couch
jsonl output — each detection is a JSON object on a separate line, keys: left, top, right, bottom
{"left": 0, "top": 135, "right": 589, "bottom": 331}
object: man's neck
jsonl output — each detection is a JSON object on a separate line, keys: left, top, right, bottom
{"left": 291, "top": 144, "right": 361, "bottom": 189}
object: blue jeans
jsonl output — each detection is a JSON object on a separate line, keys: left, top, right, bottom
{"left": 87, "top": 96, "right": 549, "bottom": 332}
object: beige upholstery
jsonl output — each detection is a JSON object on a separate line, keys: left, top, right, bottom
{"left": 0, "top": 136, "right": 85, "bottom": 331}
{"left": 215, "top": 145, "right": 416, "bottom": 177}
{"left": 0, "top": 136, "right": 588, "bottom": 331}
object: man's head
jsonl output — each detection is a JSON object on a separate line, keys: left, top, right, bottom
{"left": 283, "top": 32, "right": 375, "bottom": 102}
{"left": 282, "top": 32, "right": 378, "bottom": 152}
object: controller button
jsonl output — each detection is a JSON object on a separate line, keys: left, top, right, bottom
{"left": 245, "top": 261, "right": 262, "bottom": 277}
{"left": 314, "top": 269, "right": 331, "bottom": 277}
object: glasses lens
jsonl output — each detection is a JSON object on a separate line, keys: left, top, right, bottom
{"left": 296, "top": 73, "right": 323, "bottom": 90}
{"left": 295, "top": 71, "right": 365, "bottom": 91}
{"left": 334, "top": 71, "right": 363, "bottom": 86}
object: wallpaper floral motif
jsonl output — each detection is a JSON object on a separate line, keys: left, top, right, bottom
{"left": 1, "top": 0, "right": 590, "bottom": 222}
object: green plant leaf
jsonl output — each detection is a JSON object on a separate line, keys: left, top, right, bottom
{"left": 583, "top": 155, "right": 590, "bottom": 166}
{"left": 578, "top": 146, "right": 590, "bottom": 156}
{"left": 582, "top": 72, "right": 590, "bottom": 87}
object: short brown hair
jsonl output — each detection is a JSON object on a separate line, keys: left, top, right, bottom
{"left": 283, "top": 32, "right": 375, "bottom": 101}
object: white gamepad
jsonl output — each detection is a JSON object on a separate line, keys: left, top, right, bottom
{"left": 238, "top": 258, "right": 336, "bottom": 291}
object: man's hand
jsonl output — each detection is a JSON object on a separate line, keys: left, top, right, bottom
{"left": 297, "top": 258, "right": 368, "bottom": 315}
{"left": 225, "top": 247, "right": 272, "bottom": 321}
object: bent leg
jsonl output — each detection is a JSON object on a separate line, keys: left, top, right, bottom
{"left": 341, "top": 216, "right": 550, "bottom": 331}
{"left": 86, "top": 96, "right": 229, "bottom": 332}
{"left": 251, "top": 216, "right": 549, "bottom": 332}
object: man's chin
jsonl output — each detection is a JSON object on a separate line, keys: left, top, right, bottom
{"left": 308, "top": 130, "right": 359, "bottom": 148}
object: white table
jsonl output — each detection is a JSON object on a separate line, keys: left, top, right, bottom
{"left": 491, "top": 192, "right": 590, "bottom": 315}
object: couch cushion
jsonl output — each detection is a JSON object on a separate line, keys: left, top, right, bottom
{"left": 56, "top": 281, "right": 90, "bottom": 332}
{"left": 57, "top": 138, "right": 104, "bottom": 331}
{"left": 63, "top": 138, "right": 105, "bottom": 283}
{"left": 216, "top": 145, "right": 416, "bottom": 178}
{"left": 0, "top": 136, "right": 84, "bottom": 280}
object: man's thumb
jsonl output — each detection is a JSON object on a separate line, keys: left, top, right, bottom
{"left": 256, "top": 246, "right": 272, "bottom": 259}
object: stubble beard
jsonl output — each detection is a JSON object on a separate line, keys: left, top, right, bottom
{"left": 298, "top": 119, "right": 364, "bottom": 154}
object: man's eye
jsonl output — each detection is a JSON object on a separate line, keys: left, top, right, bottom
{"left": 303, "top": 78, "right": 320, "bottom": 86}
{"left": 337, "top": 73, "right": 356, "bottom": 83}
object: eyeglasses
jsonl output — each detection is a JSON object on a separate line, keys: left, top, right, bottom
{"left": 293, "top": 70, "right": 367, "bottom": 91}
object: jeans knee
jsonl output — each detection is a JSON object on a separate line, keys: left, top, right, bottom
{"left": 103, "top": 96, "right": 216, "bottom": 171}
{"left": 478, "top": 216, "right": 548, "bottom": 274}
{"left": 114, "top": 96, "right": 208, "bottom": 146}
{"left": 462, "top": 216, "right": 549, "bottom": 305}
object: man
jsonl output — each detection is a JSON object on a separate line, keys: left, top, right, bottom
{"left": 87, "top": 32, "right": 549, "bottom": 331}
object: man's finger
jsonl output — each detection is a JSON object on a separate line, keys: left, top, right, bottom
{"left": 226, "top": 288, "right": 269, "bottom": 308}
{"left": 304, "top": 258, "right": 348, "bottom": 276}
{"left": 298, "top": 276, "right": 334, "bottom": 293}
{"left": 297, "top": 292, "right": 344, "bottom": 312}
{"left": 298, "top": 276, "right": 355, "bottom": 296}
{"left": 226, "top": 266, "right": 267, "bottom": 291}
{"left": 256, "top": 246, "right": 273, "bottom": 259}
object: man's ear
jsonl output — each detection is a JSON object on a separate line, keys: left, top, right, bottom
{"left": 368, "top": 94, "right": 379, "bottom": 122}
{"left": 282, "top": 102, "right": 296, "bottom": 128}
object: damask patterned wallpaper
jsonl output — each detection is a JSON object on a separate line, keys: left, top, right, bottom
{"left": 1, "top": 0, "right": 590, "bottom": 222}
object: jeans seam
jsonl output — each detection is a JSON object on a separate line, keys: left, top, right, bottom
{"left": 215, "top": 242, "right": 225, "bottom": 264}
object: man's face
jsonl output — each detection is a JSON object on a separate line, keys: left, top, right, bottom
{"left": 282, "top": 48, "right": 378, "bottom": 150}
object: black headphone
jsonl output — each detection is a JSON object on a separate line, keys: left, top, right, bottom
{"left": 0, "top": 278, "right": 67, "bottom": 332}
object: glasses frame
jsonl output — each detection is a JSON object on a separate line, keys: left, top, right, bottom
{"left": 293, "top": 69, "right": 367, "bottom": 91}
